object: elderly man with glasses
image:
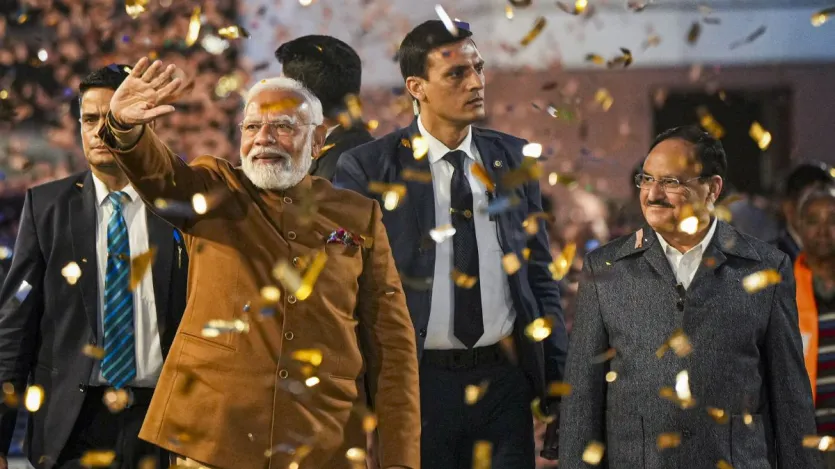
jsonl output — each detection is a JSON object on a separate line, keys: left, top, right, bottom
{"left": 558, "top": 125, "right": 822, "bottom": 469}
{"left": 94, "top": 57, "right": 420, "bottom": 469}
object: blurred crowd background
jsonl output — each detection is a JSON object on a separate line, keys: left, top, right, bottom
{"left": 1, "top": 0, "right": 835, "bottom": 467}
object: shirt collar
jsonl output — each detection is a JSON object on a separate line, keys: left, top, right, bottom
{"left": 91, "top": 173, "right": 139, "bottom": 207}
{"left": 417, "top": 115, "right": 475, "bottom": 164}
{"left": 656, "top": 217, "right": 719, "bottom": 256}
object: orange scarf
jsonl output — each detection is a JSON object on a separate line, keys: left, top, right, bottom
{"left": 796, "top": 253, "right": 820, "bottom": 402}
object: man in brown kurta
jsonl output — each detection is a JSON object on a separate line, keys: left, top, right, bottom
{"left": 97, "top": 58, "right": 420, "bottom": 469}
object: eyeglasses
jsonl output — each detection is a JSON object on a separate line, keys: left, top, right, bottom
{"left": 634, "top": 173, "right": 706, "bottom": 193}
{"left": 238, "top": 121, "right": 315, "bottom": 137}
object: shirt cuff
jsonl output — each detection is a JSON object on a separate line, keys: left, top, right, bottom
{"left": 99, "top": 111, "right": 145, "bottom": 151}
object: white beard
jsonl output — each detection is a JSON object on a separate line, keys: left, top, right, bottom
{"left": 241, "top": 137, "right": 313, "bottom": 190}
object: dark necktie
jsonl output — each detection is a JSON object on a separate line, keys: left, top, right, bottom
{"left": 443, "top": 150, "right": 484, "bottom": 349}
{"left": 101, "top": 191, "right": 136, "bottom": 389}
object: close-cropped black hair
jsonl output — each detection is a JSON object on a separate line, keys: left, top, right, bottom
{"left": 397, "top": 20, "right": 474, "bottom": 81}
{"left": 79, "top": 64, "right": 132, "bottom": 101}
{"left": 275, "top": 35, "right": 362, "bottom": 118}
{"left": 783, "top": 162, "right": 834, "bottom": 201}
{"left": 649, "top": 125, "right": 728, "bottom": 179}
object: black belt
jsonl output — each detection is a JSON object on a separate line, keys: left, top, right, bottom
{"left": 422, "top": 343, "right": 506, "bottom": 370}
{"left": 88, "top": 386, "right": 155, "bottom": 408}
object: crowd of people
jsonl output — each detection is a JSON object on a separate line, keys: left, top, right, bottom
{"left": 0, "top": 3, "right": 834, "bottom": 469}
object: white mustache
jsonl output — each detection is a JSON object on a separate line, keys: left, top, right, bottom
{"left": 248, "top": 147, "right": 291, "bottom": 160}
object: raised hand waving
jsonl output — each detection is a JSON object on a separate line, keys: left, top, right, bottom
{"left": 110, "top": 57, "right": 188, "bottom": 127}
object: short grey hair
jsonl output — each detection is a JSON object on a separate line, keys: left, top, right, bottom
{"left": 244, "top": 77, "right": 324, "bottom": 125}
{"left": 798, "top": 185, "right": 835, "bottom": 219}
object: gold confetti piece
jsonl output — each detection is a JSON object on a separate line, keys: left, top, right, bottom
{"left": 472, "top": 441, "right": 492, "bottom": 469}
{"left": 367, "top": 120, "right": 379, "bottom": 131}
{"left": 716, "top": 461, "right": 734, "bottom": 469}
{"left": 749, "top": 121, "right": 772, "bottom": 150}
{"left": 464, "top": 380, "right": 490, "bottom": 405}
{"left": 3, "top": 382, "right": 18, "bottom": 408}
{"left": 729, "top": 25, "right": 767, "bottom": 50}
{"left": 292, "top": 349, "right": 323, "bottom": 367}
{"left": 368, "top": 182, "right": 407, "bottom": 198}
{"left": 202, "top": 319, "right": 249, "bottom": 337}
{"left": 520, "top": 17, "right": 547, "bottom": 46}
{"left": 643, "top": 34, "right": 661, "bottom": 50}
{"left": 61, "top": 262, "right": 81, "bottom": 285}
{"left": 261, "top": 286, "right": 281, "bottom": 302}
{"left": 80, "top": 451, "right": 116, "bottom": 467}
{"left": 383, "top": 191, "right": 401, "bottom": 211}
{"left": 592, "top": 348, "right": 617, "bottom": 364}
{"left": 679, "top": 215, "right": 699, "bottom": 235}
{"left": 305, "top": 376, "right": 320, "bottom": 387}
{"left": 192, "top": 193, "right": 208, "bottom": 214}
{"left": 548, "top": 172, "right": 578, "bottom": 188}
{"left": 522, "top": 248, "right": 531, "bottom": 261}
{"left": 697, "top": 106, "right": 725, "bottom": 139}
{"left": 471, "top": 163, "right": 496, "bottom": 191}
{"left": 218, "top": 25, "right": 250, "bottom": 40}
{"left": 296, "top": 250, "right": 328, "bottom": 301}
{"left": 742, "top": 269, "right": 781, "bottom": 293}
{"left": 435, "top": 5, "right": 459, "bottom": 36}
{"left": 657, "top": 432, "right": 682, "bottom": 449}
{"left": 531, "top": 397, "right": 556, "bottom": 424}
{"left": 138, "top": 455, "right": 157, "bottom": 469}
{"left": 743, "top": 412, "right": 753, "bottom": 425}
{"left": 549, "top": 243, "right": 576, "bottom": 281}
{"left": 502, "top": 253, "right": 521, "bottom": 275}
{"left": 547, "top": 381, "right": 572, "bottom": 397}
{"left": 557, "top": 0, "right": 588, "bottom": 15}
{"left": 595, "top": 89, "right": 614, "bottom": 111}
{"left": 345, "top": 447, "right": 366, "bottom": 463}
{"left": 452, "top": 269, "right": 478, "bottom": 289}
{"left": 125, "top": 0, "right": 148, "bottom": 19}
{"left": 401, "top": 168, "right": 433, "bottom": 183}
{"left": 522, "top": 142, "right": 543, "bottom": 158}
{"left": 605, "top": 371, "right": 618, "bottom": 382}
{"left": 316, "top": 144, "right": 336, "bottom": 159}
{"left": 668, "top": 329, "right": 693, "bottom": 357}
{"left": 607, "top": 48, "right": 633, "bottom": 68}
{"left": 103, "top": 388, "right": 130, "bottom": 413}
{"left": 803, "top": 435, "right": 835, "bottom": 451}
{"left": 411, "top": 136, "right": 429, "bottom": 160}
{"left": 582, "top": 441, "right": 605, "bottom": 465}
{"left": 362, "top": 413, "right": 377, "bottom": 433}
{"left": 674, "top": 370, "right": 696, "bottom": 409}
{"left": 185, "top": 7, "right": 202, "bottom": 47}
{"left": 24, "top": 385, "right": 44, "bottom": 412}
{"left": 707, "top": 407, "right": 729, "bottom": 424}
{"left": 505, "top": 5, "right": 514, "bottom": 19}
{"left": 501, "top": 157, "right": 542, "bottom": 188}
{"left": 812, "top": 7, "right": 835, "bottom": 26}
{"left": 430, "top": 224, "right": 456, "bottom": 243}
{"left": 585, "top": 54, "right": 606, "bottom": 65}
{"left": 130, "top": 247, "right": 156, "bottom": 291}
{"left": 82, "top": 344, "right": 105, "bottom": 360}
{"left": 714, "top": 204, "right": 732, "bottom": 223}
{"left": 525, "top": 316, "right": 553, "bottom": 342}
{"left": 687, "top": 21, "right": 702, "bottom": 45}
{"left": 215, "top": 73, "right": 242, "bottom": 98}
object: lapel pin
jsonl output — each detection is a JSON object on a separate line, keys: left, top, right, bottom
{"left": 634, "top": 228, "right": 644, "bottom": 249}
{"left": 493, "top": 160, "right": 503, "bottom": 168}
{"left": 400, "top": 138, "right": 411, "bottom": 149}
{"left": 75, "top": 183, "right": 84, "bottom": 188}
{"left": 81, "top": 258, "right": 87, "bottom": 263}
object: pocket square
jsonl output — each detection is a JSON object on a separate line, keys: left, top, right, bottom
{"left": 326, "top": 228, "right": 366, "bottom": 247}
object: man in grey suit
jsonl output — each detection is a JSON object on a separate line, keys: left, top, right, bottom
{"left": 559, "top": 125, "right": 822, "bottom": 468}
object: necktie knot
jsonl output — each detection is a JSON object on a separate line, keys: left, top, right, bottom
{"left": 107, "top": 191, "right": 130, "bottom": 212}
{"left": 443, "top": 150, "right": 467, "bottom": 172}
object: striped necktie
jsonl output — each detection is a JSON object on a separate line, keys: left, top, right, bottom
{"left": 101, "top": 191, "right": 136, "bottom": 389}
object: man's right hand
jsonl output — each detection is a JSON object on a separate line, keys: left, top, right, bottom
{"left": 110, "top": 57, "right": 187, "bottom": 127}
{"left": 0, "top": 453, "right": 9, "bottom": 469}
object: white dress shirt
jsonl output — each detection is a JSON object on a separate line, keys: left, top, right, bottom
{"left": 419, "top": 117, "right": 515, "bottom": 350}
{"left": 655, "top": 217, "right": 718, "bottom": 290}
{"left": 91, "top": 174, "right": 163, "bottom": 387}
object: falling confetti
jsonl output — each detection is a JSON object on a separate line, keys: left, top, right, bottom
{"left": 743, "top": 412, "right": 753, "bottom": 425}
{"left": 531, "top": 397, "right": 556, "bottom": 423}
{"left": 547, "top": 381, "right": 572, "bottom": 397}
{"left": 435, "top": 5, "right": 459, "bottom": 37}
{"left": 582, "top": 441, "right": 605, "bottom": 465}
{"left": 697, "top": 106, "right": 725, "bottom": 139}
{"left": 293, "top": 349, "right": 324, "bottom": 367}
{"left": 411, "top": 136, "right": 429, "bottom": 160}
{"left": 261, "top": 286, "right": 281, "bottom": 302}
{"left": 62, "top": 262, "right": 82, "bottom": 285}
{"left": 707, "top": 407, "right": 729, "bottom": 424}
{"left": 585, "top": 54, "right": 606, "bottom": 66}
{"left": 729, "top": 25, "right": 767, "bottom": 50}
{"left": 451, "top": 269, "right": 478, "bottom": 288}
{"left": 103, "top": 388, "right": 131, "bottom": 413}
{"left": 218, "top": 25, "right": 250, "bottom": 40}
{"left": 742, "top": 269, "right": 782, "bottom": 293}
{"left": 548, "top": 172, "right": 578, "bottom": 188}
{"left": 592, "top": 348, "right": 617, "bottom": 364}
{"left": 345, "top": 447, "right": 366, "bottom": 466}
{"left": 607, "top": 48, "right": 633, "bottom": 68}
{"left": 201, "top": 319, "right": 249, "bottom": 337}
{"left": 500, "top": 157, "right": 542, "bottom": 188}
{"left": 520, "top": 17, "right": 547, "bottom": 46}
{"left": 24, "top": 384, "right": 44, "bottom": 412}
{"left": 472, "top": 441, "right": 492, "bottom": 469}
{"left": 429, "top": 224, "right": 456, "bottom": 243}
{"left": 125, "top": 0, "right": 148, "bottom": 19}
{"left": 192, "top": 193, "right": 208, "bottom": 214}
{"left": 525, "top": 316, "right": 554, "bottom": 342}
{"left": 803, "top": 435, "right": 835, "bottom": 451}
{"left": 657, "top": 432, "right": 682, "bottom": 449}
{"left": 522, "top": 142, "right": 543, "bottom": 158}
{"left": 362, "top": 413, "right": 377, "bottom": 433}
{"left": 679, "top": 215, "right": 699, "bottom": 235}
{"left": 185, "top": 7, "right": 202, "bottom": 47}
{"left": 594, "top": 89, "right": 614, "bottom": 111}
{"left": 812, "top": 7, "right": 835, "bottom": 26}
{"left": 549, "top": 243, "right": 576, "bottom": 280}
{"left": 505, "top": 5, "right": 515, "bottom": 19}
{"left": 557, "top": 0, "right": 588, "bottom": 15}
{"left": 80, "top": 451, "right": 117, "bottom": 467}
{"left": 716, "top": 461, "right": 734, "bottom": 469}
{"left": 749, "top": 121, "right": 772, "bottom": 150}
{"left": 2, "top": 382, "right": 17, "bottom": 408}
{"left": 523, "top": 212, "right": 552, "bottom": 235}
{"left": 687, "top": 22, "right": 702, "bottom": 45}
{"left": 401, "top": 168, "right": 433, "bottom": 183}
{"left": 471, "top": 162, "right": 496, "bottom": 191}
{"left": 605, "top": 371, "right": 618, "bottom": 382}
{"left": 82, "top": 344, "right": 105, "bottom": 360}
{"left": 464, "top": 380, "right": 490, "bottom": 405}
{"left": 130, "top": 247, "right": 157, "bottom": 291}
{"left": 502, "top": 253, "right": 522, "bottom": 275}
{"left": 305, "top": 376, "right": 320, "bottom": 387}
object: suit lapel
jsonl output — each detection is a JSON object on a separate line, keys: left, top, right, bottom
{"left": 471, "top": 129, "right": 511, "bottom": 251}
{"left": 614, "top": 224, "right": 677, "bottom": 285}
{"left": 310, "top": 126, "right": 344, "bottom": 174}
{"left": 690, "top": 220, "right": 760, "bottom": 287}
{"left": 70, "top": 172, "right": 100, "bottom": 334}
{"left": 147, "top": 211, "right": 173, "bottom": 342}
{"left": 399, "top": 120, "right": 434, "bottom": 238}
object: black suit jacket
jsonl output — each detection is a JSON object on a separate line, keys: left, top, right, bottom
{"left": 333, "top": 120, "right": 568, "bottom": 410}
{"left": 0, "top": 171, "right": 188, "bottom": 468}
{"left": 773, "top": 228, "right": 802, "bottom": 264}
{"left": 309, "top": 124, "right": 374, "bottom": 181}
